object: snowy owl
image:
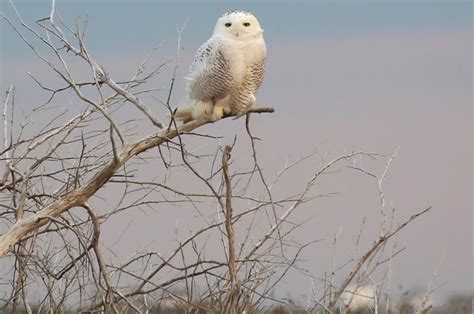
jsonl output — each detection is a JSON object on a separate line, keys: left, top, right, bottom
{"left": 174, "top": 10, "right": 266, "bottom": 123}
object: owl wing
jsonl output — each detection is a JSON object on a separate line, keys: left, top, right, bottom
{"left": 186, "top": 37, "right": 234, "bottom": 101}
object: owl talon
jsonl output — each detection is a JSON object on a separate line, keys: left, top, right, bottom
{"left": 222, "top": 111, "right": 233, "bottom": 119}
{"left": 212, "top": 105, "right": 232, "bottom": 121}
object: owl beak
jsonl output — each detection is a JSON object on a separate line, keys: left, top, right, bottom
{"left": 235, "top": 30, "right": 239, "bottom": 37}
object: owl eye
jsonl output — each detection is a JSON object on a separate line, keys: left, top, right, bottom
{"left": 243, "top": 22, "right": 250, "bottom": 27}
{"left": 225, "top": 22, "right": 232, "bottom": 27}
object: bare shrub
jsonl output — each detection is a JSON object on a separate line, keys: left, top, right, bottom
{"left": 0, "top": 2, "right": 434, "bottom": 313}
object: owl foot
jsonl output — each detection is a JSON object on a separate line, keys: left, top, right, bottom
{"left": 212, "top": 105, "right": 232, "bottom": 121}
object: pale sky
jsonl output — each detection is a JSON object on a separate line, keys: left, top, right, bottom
{"left": 1, "top": 0, "right": 472, "bottom": 306}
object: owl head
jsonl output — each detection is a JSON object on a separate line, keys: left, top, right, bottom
{"left": 213, "top": 10, "right": 263, "bottom": 39}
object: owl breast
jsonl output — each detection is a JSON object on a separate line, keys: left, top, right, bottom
{"left": 225, "top": 37, "right": 267, "bottom": 114}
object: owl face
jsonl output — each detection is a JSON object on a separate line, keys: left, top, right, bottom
{"left": 214, "top": 11, "right": 263, "bottom": 39}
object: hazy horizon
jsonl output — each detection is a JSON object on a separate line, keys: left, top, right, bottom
{"left": 1, "top": 0, "right": 472, "bottom": 307}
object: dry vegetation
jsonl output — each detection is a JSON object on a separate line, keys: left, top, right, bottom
{"left": 0, "top": 2, "right": 471, "bottom": 313}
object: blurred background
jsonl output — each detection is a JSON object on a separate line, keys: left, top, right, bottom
{"left": 1, "top": 0, "right": 472, "bottom": 309}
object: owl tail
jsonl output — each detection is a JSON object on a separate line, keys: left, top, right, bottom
{"left": 173, "top": 101, "right": 214, "bottom": 123}
{"left": 173, "top": 106, "right": 194, "bottom": 123}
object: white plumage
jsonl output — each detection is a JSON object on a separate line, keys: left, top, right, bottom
{"left": 175, "top": 10, "right": 267, "bottom": 122}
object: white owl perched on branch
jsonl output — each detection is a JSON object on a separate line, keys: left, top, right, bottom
{"left": 174, "top": 10, "right": 267, "bottom": 123}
